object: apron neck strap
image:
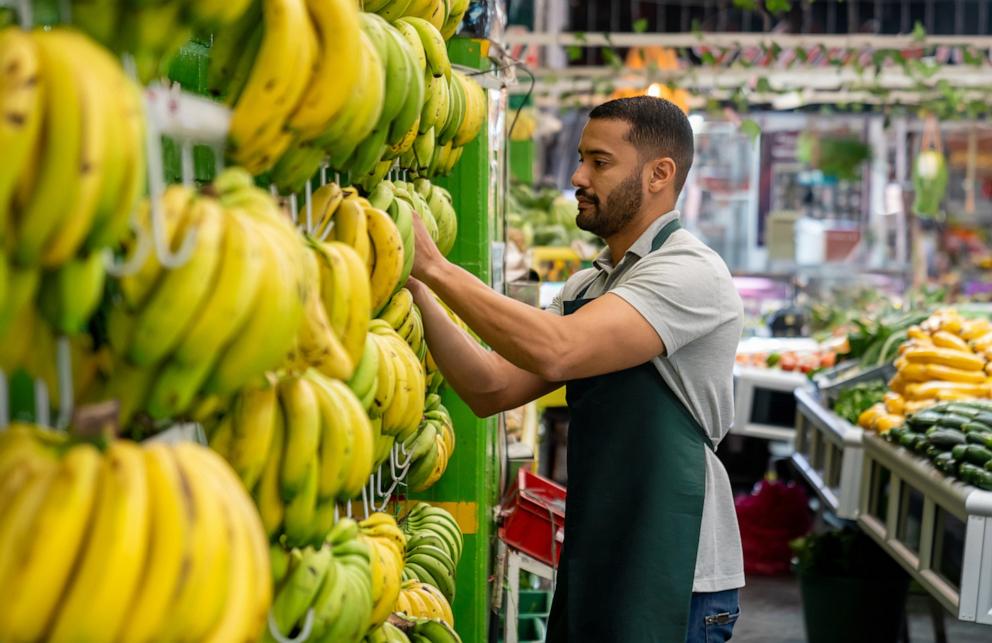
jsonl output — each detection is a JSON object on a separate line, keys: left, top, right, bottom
{"left": 650, "top": 218, "right": 682, "bottom": 252}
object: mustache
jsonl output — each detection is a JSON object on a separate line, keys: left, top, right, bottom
{"left": 575, "top": 189, "right": 598, "bottom": 204}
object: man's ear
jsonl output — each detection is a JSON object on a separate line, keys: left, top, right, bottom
{"left": 648, "top": 157, "right": 677, "bottom": 193}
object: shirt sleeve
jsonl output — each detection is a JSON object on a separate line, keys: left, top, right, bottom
{"left": 609, "top": 244, "right": 737, "bottom": 357}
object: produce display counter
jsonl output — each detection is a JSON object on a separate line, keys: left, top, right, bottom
{"left": 733, "top": 366, "right": 811, "bottom": 442}
{"left": 857, "top": 432, "right": 992, "bottom": 624}
{"left": 793, "top": 388, "right": 865, "bottom": 520}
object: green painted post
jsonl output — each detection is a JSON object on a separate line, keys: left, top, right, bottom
{"left": 411, "top": 37, "right": 499, "bottom": 643}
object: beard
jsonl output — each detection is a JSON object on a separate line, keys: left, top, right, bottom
{"left": 575, "top": 172, "right": 643, "bottom": 238}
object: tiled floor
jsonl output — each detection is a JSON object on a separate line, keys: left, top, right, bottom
{"left": 734, "top": 575, "right": 991, "bottom": 643}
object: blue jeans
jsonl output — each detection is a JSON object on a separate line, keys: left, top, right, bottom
{"left": 685, "top": 589, "right": 741, "bottom": 643}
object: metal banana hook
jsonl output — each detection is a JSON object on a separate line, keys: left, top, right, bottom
{"left": 54, "top": 336, "right": 73, "bottom": 430}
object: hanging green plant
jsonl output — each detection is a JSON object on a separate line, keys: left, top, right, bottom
{"left": 796, "top": 132, "right": 871, "bottom": 182}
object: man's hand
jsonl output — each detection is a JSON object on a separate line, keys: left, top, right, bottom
{"left": 410, "top": 209, "right": 445, "bottom": 282}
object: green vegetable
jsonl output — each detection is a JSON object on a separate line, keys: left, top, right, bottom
{"left": 964, "top": 445, "right": 992, "bottom": 466}
{"left": 925, "top": 428, "right": 967, "bottom": 449}
{"left": 831, "top": 382, "right": 887, "bottom": 425}
{"left": 961, "top": 421, "right": 992, "bottom": 434}
{"left": 958, "top": 463, "right": 992, "bottom": 490}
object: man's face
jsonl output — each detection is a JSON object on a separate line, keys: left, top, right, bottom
{"left": 571, "top": 119, "right": 644, "bottom": 239}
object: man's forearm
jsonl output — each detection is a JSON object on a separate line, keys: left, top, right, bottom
{"left": 421, "top": 261, "right": 567, "bottom": 380}
{"left": 413, "top": 287, "right": 508, "bottom": 415}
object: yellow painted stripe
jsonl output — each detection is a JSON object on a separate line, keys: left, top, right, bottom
{"left": 342, "top": 500, "right": 479, "bottom": 534}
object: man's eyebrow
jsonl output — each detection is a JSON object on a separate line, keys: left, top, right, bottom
{"left": 578, "top": 148, "right": 614, "bottom": 157}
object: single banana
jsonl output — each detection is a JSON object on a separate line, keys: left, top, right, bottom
{"left": 228, "top": 381, "right": 279, "bottom": 490}
{"left": 379, "top": 287, "right": 414, "bottom": 329}
{"left": 279, "top": 374, "right": 323, "bottom": 502}
{"left": 0, "top": 28, "right": 43, "bottom": 245}
{"left": 116, "top": 443, "right": 192, "bottom": 643}
{"left": 0, "top": 444, "right": 100, "bottom": 641}
{"left": 287, "top": 0, "right": 361, "bottom": 138}
{"left": 283, "top": 454, "right": 319, "bottom": 547}
{"left": 371, "top": 332, "right": 398, "bottom": 417}
{"left": 13, "top": 30, "right": 83, "bottom": 267}
{"left": 367, "top": 206, "right": 406, "bottom": 315}
{"left": 398, "top": 16, "right": 450, "bottom": 80}
{"left": 347, "top": 333, "right": 381, "bottom": 403}
{"left": 253, "top": 399, "right": 287, "bottom": 539}
{"left": 302, "top": 371, "right": 352, "bottom": 503}
{"left": 327, "top": 194, "right": 371, "bottom": 268}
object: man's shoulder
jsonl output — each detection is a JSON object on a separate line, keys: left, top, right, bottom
{"left": 636, "top": 229, "right": 733, "bottom": 280}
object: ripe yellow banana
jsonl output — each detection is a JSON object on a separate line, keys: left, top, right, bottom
{"left": 13, "top": 29, "right": 83, "bottom": 267}
{"left": 289, "top": 0, "right": 361, "bottom": 138}
{"left": 49, "top": 441, "right": 150, "bottom": 642}
{"left": 128, "top": 196, "right": 226, "bottom": 367}
{"left": 294, "top": 246, "right": 355, "bottom": 380}
{"left": 305, "top": 369, "right": 354, "bottom": 501}
{"left": 39, "top": 31, "right": 110, "bottom": 267}
{"left": 179, "top": 444, "right": 270, "bottom": 643}
{"left": 0, "top": 445, "right": 98, "bottom": 642}
{"left": 118, "top": 186, "right": 195, "bottom": 310}
{"left": 366, "top": 206, "right": 406, "bottom": 315}
{"left": 328, "top": 194, "right": 371, "bottom": 266}
{"left": 325, "top": 241, "right": 373, "bottom": 366}
{"left": 278, "top": 375, "right": 322, "bottom": 501}
{"left": 174, "top": 207, "right": 266, "bottom": 364}
{"left": 379, "top": 287, "right": 414, "bottom": 329}
{"left": 229, "top": 0, "right": 316, "bottom": 172}
{"left": 253, "top": 398, "right": 287, "bottom": 539}
{"left": 370, "top": 332, "right": 397, "bottom": 418}
{"left": 0, "top": 28, "right": 43, "bottom": 245}
{"left": 208, "top": 210, "right": 306, "bottom": 395}
{"left": 116, "top": 443, "right": 192, "bottom": 643}
{"left": 229, "top": 381, "right": 279, "bottom": 490}
{"left": 311, "top": 181, "right": 344, "bottom": 238}
{"left": 322, "top": 376, "right": 375, "bottom": 500}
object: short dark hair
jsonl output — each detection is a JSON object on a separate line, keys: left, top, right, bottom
{"left": 589, "top": 96, "right": 695, "bottom": 193}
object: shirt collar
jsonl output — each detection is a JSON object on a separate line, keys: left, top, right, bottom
{"left": 593, "top": 210, "right": 681, "bottom": 272}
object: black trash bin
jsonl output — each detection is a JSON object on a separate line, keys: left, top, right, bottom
{"left": 795, "top": 528, "right": 910, "bottom": 643}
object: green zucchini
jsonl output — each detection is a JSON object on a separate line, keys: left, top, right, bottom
{"left": 915, "top": 437, "right": 933, "bottom": 454}
{"left": 925, "top": 428, "right": 967, "bottom": 449}
{"left": 886, "top": 428, "right": 906, "bottom": 443}
{"left": 936, "top": 414, "right": 972, "bottom": 430}
{"left": 908, "top": 410, "right": 944, "bottom": 430}
{"left": 952, "top": 444, "right": 969, "bottom": 460}
{"left": 966, "top": 432, "right": 992, "bottom": 449}
{"left": 972, "top": 411, "right": 992, "bottom": 426}
{"left": 943, "top": 404, "right": 983, "bottom": 418}
{"left": 964, "top": 445, "right": 992, "bottom": 466}
{"left": 961, "top": 421, "right": 992, "bottom": 434}
{"left": 958, "top": 463, "right": 992, "bottom": 490}
{"left": 926, "top": 445, "right": 944, "bottom": 460}
{"left": 933, "top": 452, "right": 958, "bottom": 475}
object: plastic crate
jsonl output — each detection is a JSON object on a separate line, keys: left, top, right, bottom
{"left": 499, "top": 469, "right": 566, "bottom": 567}
{"left": 518, "top": 589, "right": 552, "bottom": 617}
{"left": 518, "top": 616, "right": 546, "bottom": 643}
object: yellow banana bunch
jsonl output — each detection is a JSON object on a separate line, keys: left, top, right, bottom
{"left": 0, "top": 426, "right": 270, "bottom": 643}
{"left": 396, "top": 580, "right": 455, "bottom": 627}
{"left": 370, "top": 321, "right": 427, "bottom": 437}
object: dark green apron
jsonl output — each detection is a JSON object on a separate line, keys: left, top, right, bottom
{"left": 545, "top": 219, "right": 710, "bottom": 642}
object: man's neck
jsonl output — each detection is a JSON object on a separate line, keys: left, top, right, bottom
{"left": 604, "top": 205, "right": 674, "bottom": 265}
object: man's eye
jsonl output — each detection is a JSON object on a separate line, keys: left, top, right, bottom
{"left": 594, "top": 160, "right": 607, "bottom": 167}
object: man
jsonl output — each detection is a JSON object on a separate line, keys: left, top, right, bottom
{"left": 407, "top": 96, "right": 744, "bottom": 642}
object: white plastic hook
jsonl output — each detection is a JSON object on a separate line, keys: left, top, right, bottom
{"left": 304, "top": 182, "right": 313, "bottom": 234}
{"left": 346, "top": 500, "right": 353, "bottom": 519}
{"left": 180, "top": 139, "right": 195, "bottom": 188}
{"left": 55, "top": 336, "right": 73, "bottom": 430}
{"left": 0, "top": 370, "right": 9, "bottom": 429}
{"left": 15, "top": 0, "right": 32, "bottom": 28}
{"left": 334, "top": 504, "right": 340, "bottom": 523}
{"left": 267, "top": 608, "right": 314, "bottom": 643}
{"left": 361, "top": 484, "right": 370, "bottom": 520}
{"left": 144, "top": 93, "right": 197, "bottom": 269}
{"left": 290, "top": 193, "right": 300, "bottom": 226}
{"left": 104, "top": 214, "right": 153, "bottom": 277}
{"left": 33, "top": 379, "right": 50, "bottom": 428}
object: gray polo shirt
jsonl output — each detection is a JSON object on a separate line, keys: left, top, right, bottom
{"left": 548, "top": 210, "right": 745, "bottom": 593}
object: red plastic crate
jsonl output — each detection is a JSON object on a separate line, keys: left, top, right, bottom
{"left": 498, "top": 469, "right": 567, "bottom": 567}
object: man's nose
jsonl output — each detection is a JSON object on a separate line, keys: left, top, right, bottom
{"left": 571, "top": 164, "right": 588, "bottom": 189}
